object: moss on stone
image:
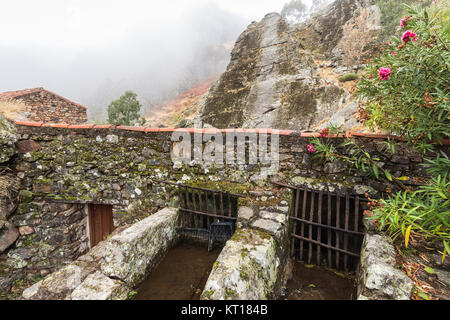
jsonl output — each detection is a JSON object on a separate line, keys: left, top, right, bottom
{"left": 338, "top": 73, "right": 359, "bottom": 82}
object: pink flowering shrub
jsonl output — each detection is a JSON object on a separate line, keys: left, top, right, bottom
{"left": 307, "top": 144, "right": 316, "bottom": 153}
{"left": 357, "top": 5, "right": 449, "bottom": 150}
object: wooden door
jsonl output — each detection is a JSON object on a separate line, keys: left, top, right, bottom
{"left": 88, "top": 204, "right": 114, "bottom": 248}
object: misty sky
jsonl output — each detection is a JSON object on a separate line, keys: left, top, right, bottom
{"left": 0, "top": 0, "right": 315, "bottom": 121}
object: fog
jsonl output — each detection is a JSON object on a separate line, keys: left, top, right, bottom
{"left": 0, "top": 0, "right": 314, "bottom": 121}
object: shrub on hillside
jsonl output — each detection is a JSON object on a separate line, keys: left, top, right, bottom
{"left": 338, "top": 73, "right": 359, "bottom": 82}
{"left": 357, "top": 5, "right": 449, "bottom": 153}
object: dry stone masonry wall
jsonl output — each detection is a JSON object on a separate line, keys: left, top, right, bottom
{"left": 0, "top": 119, "right": 443, "bottom": 299}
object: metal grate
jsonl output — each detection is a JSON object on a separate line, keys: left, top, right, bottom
{"left": 274, "top": 182, "right": 366, "bottom": 272}
{"left": 208, "top": 222, "right": 235, "bottom": 251}
{"left": 158, "top": 181, "right": 244, "bottom": 248}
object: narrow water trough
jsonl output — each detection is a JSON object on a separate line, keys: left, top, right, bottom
{"left": 133, "top": 183, "right": 241, "bottom": 300}
{"left": 134, "top": 241, "right": 222, "bottom": 300}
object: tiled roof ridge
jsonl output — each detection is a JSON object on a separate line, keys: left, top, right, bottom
{"left": 12, "top": 121, "right": 439, "bottom": 143}
{"left": 0, "top": 87, "right": 88, "bottom": 110}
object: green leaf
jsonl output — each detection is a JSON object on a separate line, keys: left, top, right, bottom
{"left": 405, "top": 225, "right": 412, "bottom": 248}
{"left": 308, "top": 284, "right": 316, "bottom": 288}
{"left": 424, "top": 267, "right": 435, "bottom": 274}
{"left": 373, "top": 165, "right": 380, "bottom": 179}
{"left": 396, "top": 176, "right": 409, "bottom": 181}
{"left": 418, "top": 292, "right": 430, "bottom": 300}
{"left": 384, "top": 170, "right": 393, "bottom": 181}
{"left": 443, "top": 241, "right": 450, "bottom": 263}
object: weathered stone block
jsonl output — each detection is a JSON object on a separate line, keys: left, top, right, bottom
{"left": 71, "top": 271, "right": 130, "bottom": 300}
{"left": 100, "top": 207, "right": 178, "bottom": 287}
{"left": 358, "top": 233, "right": 413, "bottom": 300}
{"left": 0, "top": 222, "right": 19, "bottom": 253}
{"left": 201, "top": 228, "right": 280, "bottom": 300}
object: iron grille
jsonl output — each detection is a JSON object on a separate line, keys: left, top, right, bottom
{"left": 274, "top": 182, "right": 366, "bottom": 272}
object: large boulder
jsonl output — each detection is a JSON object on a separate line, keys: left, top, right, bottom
{"left": 200, "top": 0, "right": 380, "bottom": 130}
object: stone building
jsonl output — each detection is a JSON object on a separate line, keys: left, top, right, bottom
{"left": 0, "top": 87, "right": 87, "bottom": 124}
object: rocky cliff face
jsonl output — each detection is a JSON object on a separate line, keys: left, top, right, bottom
{"left": 200, "top": 0, "right": 381, "bottom": 130}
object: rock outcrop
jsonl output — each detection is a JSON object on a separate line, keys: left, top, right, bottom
{"left": 200, "top": 0, "right": 380, "bottom": 130}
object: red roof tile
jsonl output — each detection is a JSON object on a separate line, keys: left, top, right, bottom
{"left": 12, "top": 122, "right": 450, "bottom": 146}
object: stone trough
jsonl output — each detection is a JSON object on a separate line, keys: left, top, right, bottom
{"left": 20, "top": 202, "right": 416, "bottom": 300}
{"left": 22, "top": 207, "right": 178, "bottom": 300}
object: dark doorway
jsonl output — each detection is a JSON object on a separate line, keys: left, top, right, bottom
{"left": 88, "top": 204, "right": 114, "bottom": 248}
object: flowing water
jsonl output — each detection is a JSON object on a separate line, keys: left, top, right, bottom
{"left": 284, "top": 261, "right": 357, "bottom": 300}
{"left": 134, "top": 241, "right": 222, "bottom": 300}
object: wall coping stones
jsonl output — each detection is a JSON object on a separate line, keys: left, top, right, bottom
{"left": 100, "top": 207, "right": 178, "bottom": 287}
{"left": 14, "top": 121, "right": 450, "bottom": 144}
{"left": 201, "top": 228, "right": 280, "bottom": 300}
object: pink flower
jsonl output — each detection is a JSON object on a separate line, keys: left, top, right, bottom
{"left": 319, "top": 128, "right": 329, "bottom": 138}
{"left": 400, "top": 18, "right": 407, "bottom": 28}
{"left": 378, "top": 67, "right": 391, "bottom": 80}
{"left": 401, "top": 30, "right": 418, "bottom": 43}
{"left": 307, "top": 144, "right": 316, "bottom": 153}
{"left": 392, "top": 51, "right": 397, "bottom": 56}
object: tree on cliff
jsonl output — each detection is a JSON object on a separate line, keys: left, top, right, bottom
{"left": 107, "top": 91, "right": 144, "bottom": 126}
{"left": 281, "top": 0, "right": 308, "bottom": 23}
{"left": 337, "top": 8, "right": 376, "bottom": 70}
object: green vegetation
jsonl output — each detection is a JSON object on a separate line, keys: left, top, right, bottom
{"left": 338, "top": 73, "right": 359, "bottom": 82}
{"left": 374, "top": 0, "right": 433, "bottom": 41}
{"left": 312, "top": 5, "right": 450, "bottom": 260}
{"left": 107, "top": 90, "right": 145, "bottom": 126}
{"left": 358, "top": 5, "right": 449, "bottom": 151}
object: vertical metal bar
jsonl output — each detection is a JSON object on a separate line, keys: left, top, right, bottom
{"left": 213, "top": 190, "right": 217, "bottom": 216}
{"left": 192, "top": 188, "right": 198, "bottom": 227}
{"left": 335, "top": 196, "right": 341, "bottom": 270}
{"left": 227, "top": 192, "right": 232, "bottom": 218}
{"left": 307, "top": 191, "right": 315, "bottom": 264}
{"left": 299, "top": 189, "right": 307, "bottom": 261}
{"left": 205, "top": 190, "right": 210, "bottom": 228}
{"left": 354, "top": 196, "right": 360, "bottom": 260}
{"left": 199, "top": 189, "right": 203, "bottom": 212}
{"left": 344, "top": 193, "right": 350, "bottom": 271}
{"left": 354, "top": 197, "right": 360, "bottom": 232}
{"left": 191, "top": 188, "right": 197, "bottom": 211}
{"left": 291, "top": 189, "right": 300, "bottom": 257}
{"left": 316, "top": 191, "right": 323, "bottom": 266}
{"left": 199, "top": 189, "right": 205, "bottom": 228}
{"left": 219, "top": 192, "right": 224, "bottom": 221}
{"left": 327, "top": 194, "right": 332, "bottom": 268}
{"left": 178, "top": 186, "right": 184, "bottom": 227}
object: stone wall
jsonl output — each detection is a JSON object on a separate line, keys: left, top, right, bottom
{"left": 11, "top": 89, "right": 87, "bottom": 124}
{"left": 1, "top": 120, "right": 442, "bottom": 298}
